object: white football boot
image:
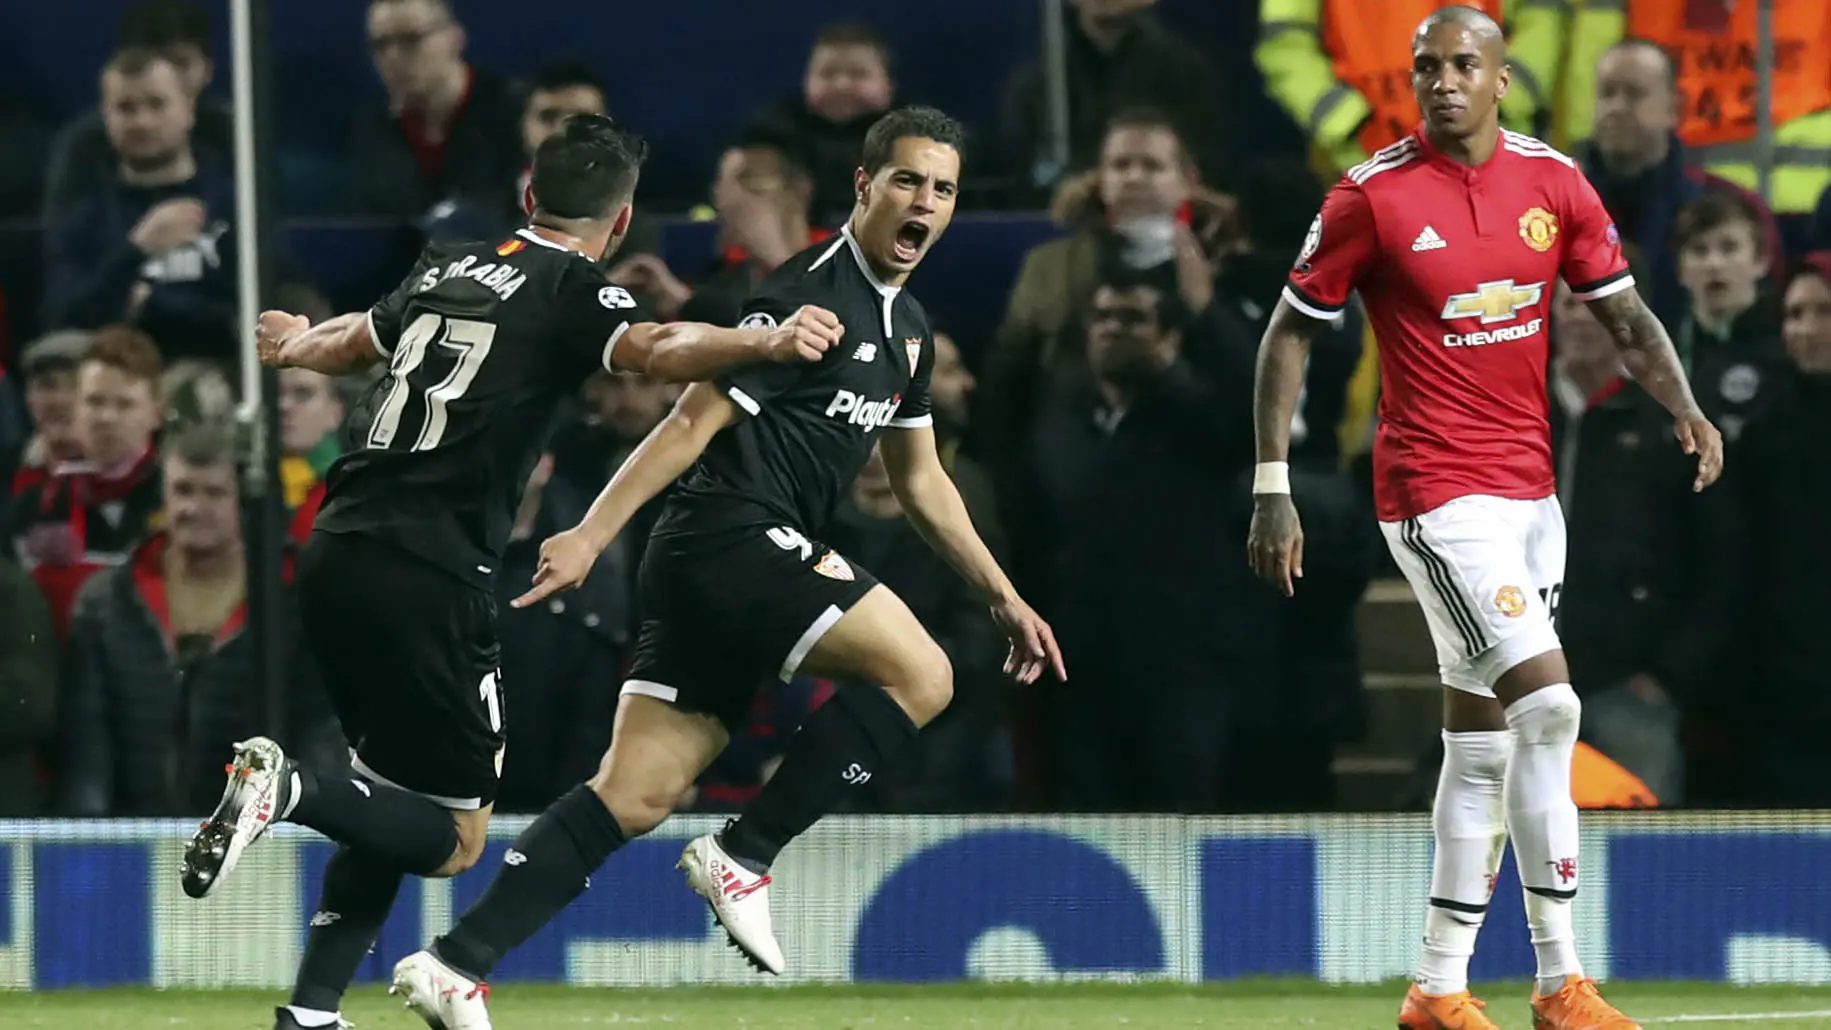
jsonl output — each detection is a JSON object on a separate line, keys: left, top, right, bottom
{"left": 678, "top": 832, "right": 786, "bottom": 974}
{"left": 390, "top": 950, "right": 493, "bottom": 1030}
{"left": 182, "top": 736, "right": 291, "bottom": 899}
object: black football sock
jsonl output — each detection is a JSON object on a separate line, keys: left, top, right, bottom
{"left": 431, "top": 785, "right": 626, "bottom": 981}
{"left": 719, "top": 685, "right": 918, "bottom": 871}
{"left": 288, "top": 845, "right": 404, "bottom": 1015}
{"left": 284, "top": 765, "right": 459, "bottom": 876}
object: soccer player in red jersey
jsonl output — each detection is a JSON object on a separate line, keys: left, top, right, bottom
{"left": 1249, "top": 8, "right": 1722, "bottom": 1030}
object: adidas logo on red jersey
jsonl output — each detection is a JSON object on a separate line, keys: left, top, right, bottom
{"left": 1411, "top": 226, "right": 1448, "bottom": 252}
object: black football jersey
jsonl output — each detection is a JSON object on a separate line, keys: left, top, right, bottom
{"left": 657, "top": 226, "right": 935, "bottom": 540}
{"left": 315, "top": 229, "right": 653, "bottom": 587}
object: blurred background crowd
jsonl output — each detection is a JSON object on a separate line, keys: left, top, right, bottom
{"left": 0, "top": 0, "right": 1827, "bottom": 819}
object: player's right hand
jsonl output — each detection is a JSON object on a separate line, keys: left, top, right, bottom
{"left": 255, "top": 310, "right": 310, "bottom": 367}
{"left": 1247, "top": 494, "right": 1305, "bottom": 598}
{"left": 512, "top": 527, "right": 601, "bottom": 608}
{"left": 764, "top": 305, "right": 844, "bottom": 363}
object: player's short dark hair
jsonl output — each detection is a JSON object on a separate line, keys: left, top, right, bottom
{"left": 1605, "top": 37, "right": 1677, "bottom": 91}
{"left": 162, "top": 418, "right": 237, "bottom": 470}
{"left": 1092, "top": 269, "right": 1191, "bottom": 336}
{"left": 860, "top": 106, "right": 964, "bottom": 176}
{"left": 1106, "top": 106, "right": 1181, "bottom": 140}
{"left": 529, "top": 113, "right": 648, "bottom": 221}
{"left": 1672, "top": 189, "right": 1767, "bottom": 255}
{"left": 117, "top": 0, "right": 211, "bottom": 56}
{"left": 813, "top": 21, "right": 892, "bottom": 72}
{"left": 84, "top": 325, "right": 165, "bottom": 388}
{"left": 529, "top": 59, "right": 606, "bottom": 99}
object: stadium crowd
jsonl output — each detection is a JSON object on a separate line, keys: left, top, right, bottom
{"left": 0, "top": 0, "right": 1828, "bottom": 818}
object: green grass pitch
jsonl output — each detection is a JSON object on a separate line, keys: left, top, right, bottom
{"left": 5, "top": 982, "right": 1831, "bottom": 1028}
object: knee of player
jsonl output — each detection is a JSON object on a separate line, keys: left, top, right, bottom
{"left": 432, "top": 820, "right": 490, "bottom": 877}
{"left": 587, "top": 773, "right": 675, "bottom": 837}
{"left": 1507, "top": 682, "right": 1581, "bottom": 744}
{"left": 890, "top": 644, "right": 954, "bottom": 726}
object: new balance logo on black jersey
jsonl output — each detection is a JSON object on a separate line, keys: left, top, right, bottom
{"left": 824, "top": 389, "right": 901, "bottom": 428}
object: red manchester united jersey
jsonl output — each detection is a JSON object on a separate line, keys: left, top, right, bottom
{"left": 1285, "top": 128, "right": 1631, "bottom": 521}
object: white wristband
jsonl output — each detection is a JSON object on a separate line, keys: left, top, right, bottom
{"left": 1253, "top": 461, "right": 1291, "bottom": 495}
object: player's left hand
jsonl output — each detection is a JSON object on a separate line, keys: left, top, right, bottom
{"left": 256, "top": 310, "right": 309, "bottom": 367}
{"left": 1673, "top": 412, "right": 1724, "bottom": 491}
{"left": 990, "top": 596, "right": 1066, "bottom": 684}
{"left": 512, "top": 527, "right": 599, "bottom": 608}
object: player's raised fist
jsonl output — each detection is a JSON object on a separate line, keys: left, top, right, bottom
{"left": 766, "top": 305, "right": 845, "bottom": 363}
{"left": 512, "top": 527, "right": 600, "bottom": 609}
{"left": 1674, "top": 412, "right": 1725, "bottom": 492}
{"left": 255, "top": 310, "right": 311, "bottom": 367}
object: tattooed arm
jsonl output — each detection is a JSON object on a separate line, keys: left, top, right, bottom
{"left": 1246, "top": 298, "right": 1328, "bottom": 595}
{"left": 1585, "top": 287, "right": 1725, "bottom": 491}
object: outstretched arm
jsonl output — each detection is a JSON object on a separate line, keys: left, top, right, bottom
{"left": 259, "top": 311, "right": 382, "bottom": 375}
{"left": 878, "top": 426, "right": 1065, "bottom": 683}
{"left": 1246, "top": 298, "right": 1327, "bottom": 596}
{"left": 614, "top": 305, "right": 843, "bottom": 383}
{"left": 512, "top": 382, "right": 738, "bottom": 607}
{"left": 1585, "top": 287, "right": 1724, "bottom": 491}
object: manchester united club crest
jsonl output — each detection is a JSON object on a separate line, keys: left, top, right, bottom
{"left": 1519, "top": 207, "right": 1558, "bottom": 252}
{"left": 1495, "top": 585, "right": 1527, "bottom": 618}
{"left": 814, "top": 550, "right": 855, "bottom": 582}
{"left": 903, "top": 337, "right": 922, "bottom": 376}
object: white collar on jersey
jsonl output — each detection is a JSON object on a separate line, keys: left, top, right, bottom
{"left": 837, "top": 224, "right": 901, "bottom": 301}
{"left": 516, "top": 227, "right": 582, "bottom": 255}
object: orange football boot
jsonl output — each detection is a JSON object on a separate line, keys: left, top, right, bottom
{"left": 1398, "top": 983, "right": 1504, "bottom": 1029}
{"left": 1530, "top": 975, "right": 1641, "bottom": 1029}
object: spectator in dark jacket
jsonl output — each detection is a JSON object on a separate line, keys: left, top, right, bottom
{"left": 6, "top": 327, "right": 165, "bottom": 638}
{"left": 42, "top": 1, "right": 232, "bottom": 220}
{"left": 1735, "top": 256, "right": 1831, "bottom": 805}
{"left": 1024, "top": 273, "right": 1276, "bottom": 812}
{"left": 42, "top": 48, "right": 238, "bottom": 364}
{"left": 1580, "top": 40, "right": 1784, "bottom": 328}
{"left": 0, "top": 553, "right": 55, "bottom": 815}
{"left": 493, "top": 453, "right": 622, "bottom": 812}
{"left": 1000, "top": 0, "right": 1232, "bottom": 205}
{"left": 351, "top": 0, "right": 523, "bottom": 222}
{"left": 58, "top": 422, "right": 342, "bottom": 815}
{"left": 1670, "top": 191, "right": 1792, "bottom": 446}
{"left": 744, "top": 22, "right": 894, "bottom": 227}
{"left": 1550, "top": 283, "right": 1743, "bottom": 805}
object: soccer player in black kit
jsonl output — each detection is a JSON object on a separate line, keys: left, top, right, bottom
{"left": 388, "top": 106, "right": 1065, "bottom": 1028}
{"left": 176, "top": 115, "right": 843, "bottom": 1030}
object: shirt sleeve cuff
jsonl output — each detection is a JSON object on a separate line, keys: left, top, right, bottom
{"left": 366, "top": 309, "right": 392, "bottom": 358}
{"left": 888, "top": 413, "right": 934, "bottom": 429}
{"left": 1567, "top": 269, "right": 1634, "bottom": 301}
{"left": 726, "top": 384, "right": 761, "bottom": 416}
{"left": 600, "top": 321, "right": 633, "bottom": 373}
{"left": 1281, "top": 283, "right": 1345, "bottom": 321}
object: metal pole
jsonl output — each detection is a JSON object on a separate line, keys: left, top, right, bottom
{"left": 228, "top": 0, "right": 289, "bottom": 739}
{"left": 1040, "top": 0, "right": 1072, "bottom": 185}
{"left": 1754, "top": 0, "right": 1775, "bottom": 204}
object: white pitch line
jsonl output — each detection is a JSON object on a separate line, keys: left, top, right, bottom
{"left": 1644, "top": 1009, "right": 1831, "bottom": 1024}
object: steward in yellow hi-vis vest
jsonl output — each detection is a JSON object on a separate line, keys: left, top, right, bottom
{"left": 1257, "top": 0, "right": 1567, "bottom": 173}
{"left": 1563, "top": 0, "right": 1831, "bottom": 213}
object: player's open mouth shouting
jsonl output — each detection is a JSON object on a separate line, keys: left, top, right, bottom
{"left": 892, "top": 219, "right": 931, "bottom": 263}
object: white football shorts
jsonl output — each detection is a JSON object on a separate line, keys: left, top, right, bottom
{"left": 1378, "top": 494, "right": 1565, "bottom": 697}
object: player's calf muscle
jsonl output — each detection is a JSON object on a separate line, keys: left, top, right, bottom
{"left": 587, "top": 698, "right": 726, "bottom": 836}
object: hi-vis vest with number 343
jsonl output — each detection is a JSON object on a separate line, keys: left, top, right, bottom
{"left": 1564, "top": 0, "right": 1831, "bottom": 214}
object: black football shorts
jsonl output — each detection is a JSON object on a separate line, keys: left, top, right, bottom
{"left": 624, "top": 519, "right": 878, "bottom": 730}
{"left": 297, "top": 530, "right": 505, "bottom": 809}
